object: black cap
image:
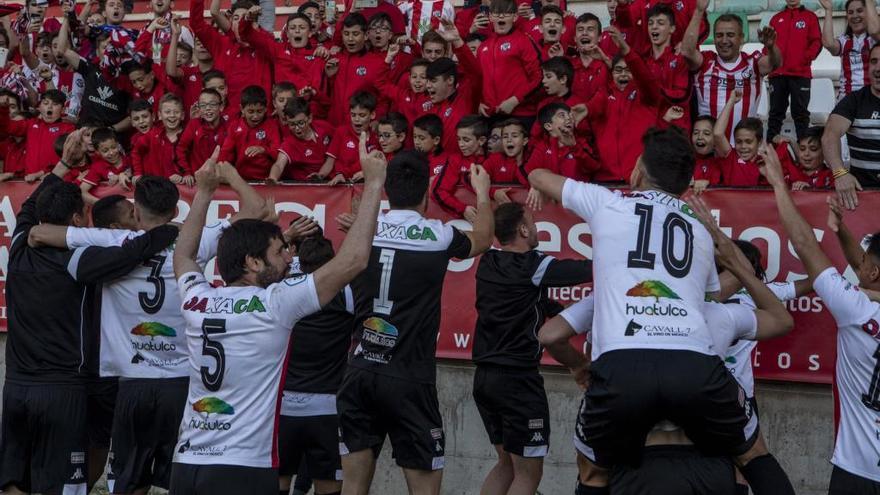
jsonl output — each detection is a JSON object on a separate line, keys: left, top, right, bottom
{"left": 426, "top": 57, "right": 457, "bottom": 80}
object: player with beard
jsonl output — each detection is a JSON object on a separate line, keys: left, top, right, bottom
{"left": 338, "top": 150, "right": 495, "bottom": 495}
{"left": 473, "top": 202, "right": 592, "bottom": 495}
{"left": 528, "top": 127, "right": 794, "bottom": 495}
{"left": 169, "top": 135, "right": 385, "bottom": 494}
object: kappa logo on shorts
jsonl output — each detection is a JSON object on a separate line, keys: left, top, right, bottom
{"left": 530, "top": 432, "right": 544, "bottom": 442}
{"left": 430, "top": 428, "right": 443, "bottom": 440}
{"left": 528, "top": 419, "right": 544, "bottom": 430}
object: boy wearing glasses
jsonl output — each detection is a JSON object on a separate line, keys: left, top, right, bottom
{"left": 476, "top": 0, "right": 542, "bottom": 125}
{"left": 269, "top": 97, "right": 336, "bottom": 182}
{"left": 178, "top": 88, "right": 230, "bottom": 176}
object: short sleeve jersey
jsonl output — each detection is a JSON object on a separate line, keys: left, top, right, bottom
{"left": 76, "top": 59, "right": 129, "bottom": 127}
{"left": 724, "top": 282, "right": 796, "bottom": 397}
{"left": 174, "top": 272, "right": 321, "bottom": 468}
{"left": 813, "top": 267, "right": 880, "bottom": 482}
{"left": 831, "top": 86, "right": 880, "bottom": 171}
{"left": 65, "top": 222, "right": 229, "bottom": 379}
{"left": 349, "top": 210, "right": 472, "bottom": 384}
{"left": 561, "top": 180, "right": 720, "bottom": 359}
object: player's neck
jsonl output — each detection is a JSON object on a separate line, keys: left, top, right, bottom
{"left": 499, "top": 240, "right": 532, "bottom": 253}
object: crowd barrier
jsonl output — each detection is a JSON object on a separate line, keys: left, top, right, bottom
{"left": 2, "top": 181, "right": 878, "bottom": 385}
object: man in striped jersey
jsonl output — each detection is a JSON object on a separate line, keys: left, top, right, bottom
{"left": 680, "top": 0, "right": 781, "bottom": 144}
{"left": 822, "top": 42, "right": 880, "bottom": 211}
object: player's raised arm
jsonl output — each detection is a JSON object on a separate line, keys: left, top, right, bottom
{"left": 312, "top": 132, "right": 385, "bottom": 307}
{"left": 527, "top": 168, "right": 567, "bottom": 203}
{"left": 174, "top": 148, "right": 222, "bottom": 279}
{"left": 760, "top": 144, "right": 834, "bottom": 280}
{"left": 463, "top": 164, "right": 495, "bottom": 258}
{"left": 538, "top": 296, "right": 593, "bottom": 389}
{"left": 827, "top": 195, "right": 868, "bottom": 271}
{"left": 218, "top": 162, "right": 270, "bottom": 222}
{"left": 692, "top": 196, "right": 793, "bottom": 339}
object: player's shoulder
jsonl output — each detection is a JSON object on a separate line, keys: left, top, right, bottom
{"left": 374, "top": 210, "right": 457, "bottom": 251}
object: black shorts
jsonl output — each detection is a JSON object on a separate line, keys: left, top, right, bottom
{"left": 850, "top": 166, "right": 880, "bottom": 188}
{"left": 610, "top": 445, "right": 737, "bottom": 495}
{"left": 0, "top": 381, "right": 89, "bottom": 494}
{"left": 169, "top": 463, "right": 277, "bottom": 495}
{"left": 337, "top": 368, "right": 445, "bottom": 471}
{"left": 473, "top": 365, "right": 550, "bottom": 458}
{"left": 278, "top": 414, "right": 341, "bottom": 480}
{"left": 575, "top": 349, "right": 755, "bottom": 468}
{"left": 829, "top": 465, "right": 880, "bottom": 495}
{"left": 87, "top": 376, "right": 119, "bottom": 450}
{"left": 107, "top": 377, "right": 188, "bottom": 493}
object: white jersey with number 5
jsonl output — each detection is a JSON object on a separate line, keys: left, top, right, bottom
{"left": 174, "top": 271, "right": 321, "bottom": 468}
{"left": 813, "top": 267, "right": 880, "bottom": 482}
{"left": 561, "top": 180, "right": 720, "bottom": 360}
{"left": 65, "top": 222, "right": 229, "bottom": 378}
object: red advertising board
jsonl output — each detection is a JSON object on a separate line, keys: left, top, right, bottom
{"left": 1, "top": 182, "right": 877, "bottom": 385}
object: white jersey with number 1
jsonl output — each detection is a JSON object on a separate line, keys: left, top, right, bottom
{"left": 174, "top": 272, "right": 321, "bottom": 468}
{"left": 813, "top": 267, "right": 880, "bottom": 483}
{"left": 561, "top": 180, "right": 720, "bottom": 360}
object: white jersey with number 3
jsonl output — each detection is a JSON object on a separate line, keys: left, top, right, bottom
{"left": 813, "top": 268, "right": 880, "bottom": 482}
{"left": 174, "top": 272, "right": 321, "bottom": 468}
{"left": 561, "top": 180, "right": 720, "bottom": 360}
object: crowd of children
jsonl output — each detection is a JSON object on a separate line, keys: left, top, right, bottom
{"left": 0, "top": 0, "right": 865, "bottom": 216}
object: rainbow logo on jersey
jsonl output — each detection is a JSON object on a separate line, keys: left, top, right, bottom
{"left": 363, "top": 317, "right": 399, "bottom": 336}
{"left": 626, "top": 281, "right": 681, "bottom": 302}
{"left": 131, "top": 322, "right": 177, "bottom": 338}
{"left": 192, "top": 397, "right": 235, "bottom": 415}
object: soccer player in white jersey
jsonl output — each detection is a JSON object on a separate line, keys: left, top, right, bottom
{"left": 680, "top": 0, "right": 781, "bottom": 144}
{"left": 539, "top": 208, "right": 795, "bottom": 495}
{"left": 169, "top": 137, "right": 385, "bottom": 495}
{"left": 529, "top": 127, "right": 793, "bottom": 495}
{"left": 759, "top": 144, "right": 880, "bottom": 494}
{"left": 26, "top": 168, "right": 268, "bottom": 495}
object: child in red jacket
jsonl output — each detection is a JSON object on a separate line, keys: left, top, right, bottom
{"left": 377, "top": 112, "right": 408, "bottom": 161}
{"left": 178, "top": 88, "right": 229, "bottom": 176}
{"left": 477, "top": 0, "right": 542, "bottom": 119}
{"left": 691, "top": 115, "right": 722, "bottom": 194}
{"left": 80, "top": 127, "right": 131, "bottom": 204}
{"left": 783, "top": 126, "right": 834, "bottom": 190}
{"left": 0, "top": 90, "right": 26, "bottom": 182}
{"left": 526, "top": 102, "right": 598, "bottom": 181}
{"left": 269, "top": 97, "right": 335, "bottom": 182}
{"left": 219, "top": 85, "right": 281, "bottom": 181}
{"left": 132, "top": 94, "right": 190, "bottom": 183}
{"left": 318, "top": 90, "right": 379, "bottom": 185}
{"left": 413, "top": 114, "right": 448, "bottom": 176}
{"left": 0, "top": 89, "right": 75, "bottom": 182}
{"left": 433, "top": 115, "right": 488, "bottom": 218}
{"left": 378, "top": 44, "right": 433, "bottom": 125}
{"left": 767, "top": 0, "right": 821, "bottom": 141}
{"left": 713, "top": 90, "right": 765, "bottom": 186}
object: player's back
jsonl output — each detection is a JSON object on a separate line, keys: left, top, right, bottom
{"left": 562, "top": 181, "right": 720, "bottom": 359}
{"left": 349, "top": 210, "right": 472, "bottom": 384}
{"left": 174, "top": 271, "right": 321, "bottom": 468}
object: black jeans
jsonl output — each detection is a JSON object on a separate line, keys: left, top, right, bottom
{"left": 768, "top": 76, "right": 811, "bottom": 142}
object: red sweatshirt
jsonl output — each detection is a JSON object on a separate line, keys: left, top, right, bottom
{"left": 376, "top": 60, "right": 434, "bottom": 125}
{"left": 615, "top": 0, "right": 708, "bottom": 57}
{"left": 1, "top": 115, "right": 75, "bottom": 175}
{"left": 456, "top": 6, "right": 492, "bottom": 38}
{"left": 178, "top": 118, "right": 230, "bottom": 174}
{"left": 525, "top": 136, "right": 599, "bottom": 181}
{"left": 132, "top": 126, "right": 185, "bottom": 178}
{"left": 570, "top": 55, "right": 609, "bottom": 103}
{"left": 719, "top": 153, "right": 763, "bottom": 186}
{"left": 693, "top": 153, "right": 722, "bottom": 184}
{"left": 587, "top": 51, "right": 662, "bottom": 182}
{"left": 81, "top": 156, "right": 129, "bottom": 187}
{"left": 431, "top": 44, "right": 482, "bottom": 153}
{"left": 482, "top": 153, "right": 528, "bottom": 184}
{"left": 238, "top": 21, "right": 320, "bottom": 91}
{"left": 219, "top": 118, "right": 281, "bottom": 181}
{"left": 324, "top": 49, "right": 385, "bottom": 126}
{"left": 645, "top": 45, "right": 691, "bottom": 129}
{"left": 1, "top": 135, "right": 26, "bottom": 176}
{"left": 325, "top": 126, "right": 379, "bottom": 179}
{"left": 427, "top": 150, "right": 450, "bottom": 178}
{"left": 177, "top": 65, "right": 206, "bottom": 113}
{"left": 769, "top": 6, "right": 822, "bottom": 79}
{"left": 188, "top": 0, "right": 273, "bottom": 110}
{"left": 779, "top": 147, "right": 834, "bottom": 188}
{"left": 432, "top": 152, "right": 487, "bottom": 216}
{"left": 477, "top": 28, "right": 542, "bottom": 117}
{"left": 277, "top": 120, "right": 335, "bottom": 180}
{"left": 520, "top": 14, "right": 576, "bottom": 50}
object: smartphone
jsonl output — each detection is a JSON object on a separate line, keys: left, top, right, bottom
{"left": 325, "top": 0, "right": 335, "bottom": 22}
{"left": 354, "top": 0, "right": 378, "bottom": 8}
{"left": 479, "top": 5, "right": 490, "bottom": 14}
{"left": 0, "top": 47, "right": 8, "bottom": 69}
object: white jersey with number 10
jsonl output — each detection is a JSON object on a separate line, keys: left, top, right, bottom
{"left": 561, "top": 180, "right": 720, "bottom": 360}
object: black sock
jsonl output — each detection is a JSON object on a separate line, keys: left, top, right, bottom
{"left": 575, "top": 481, "right": 609, "bottom": 495}
{"left": 736, "top": 483, "right": 750, "bottom": 495}
{"left": 740, "top": 454, "right": 795, "bottom": 495}
{"left": 279, "top": 491, "right": 289, "bottom": 495}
